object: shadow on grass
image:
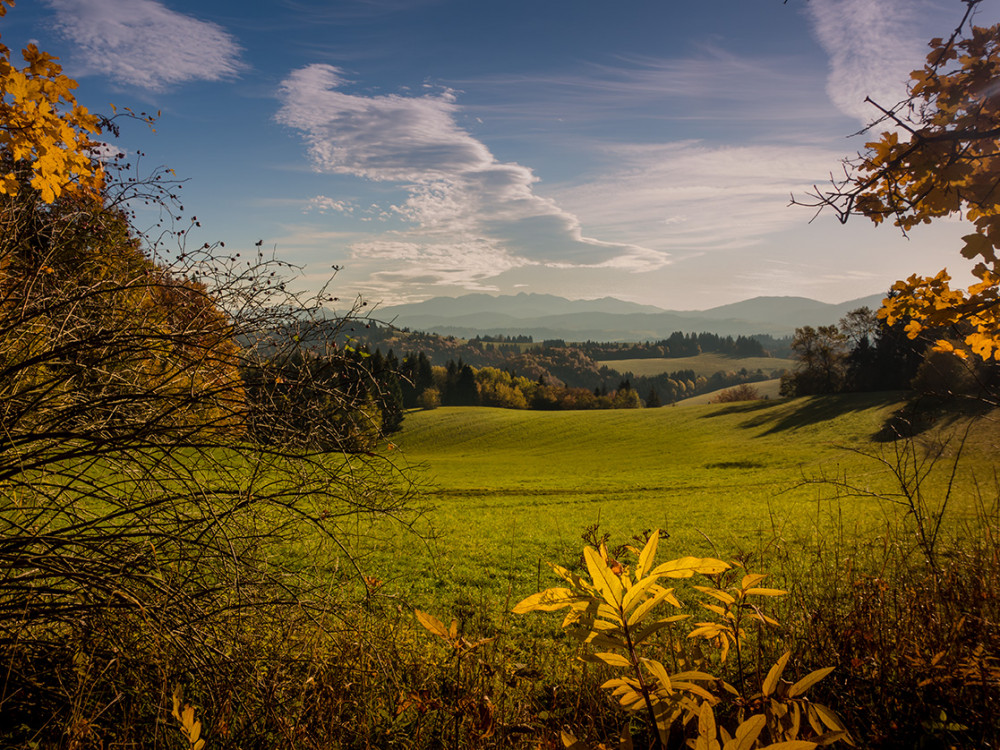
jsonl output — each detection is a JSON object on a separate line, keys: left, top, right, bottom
{"left": 699, "top": 392, "right": 907, "bottom": 435}
{"left": 873, "top": 393, "right": 998, "bottom": 442}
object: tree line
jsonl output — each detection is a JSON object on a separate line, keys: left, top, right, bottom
{"left": 385, "top": 353, "right": 777, "bottom": 411}
{"left": 578, "top": 332, "right": 775, "bottom": 360}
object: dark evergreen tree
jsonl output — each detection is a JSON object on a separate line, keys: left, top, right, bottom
{"left": 443, "top": 359, "right": 460, "bottom": 404}
{"left": 453, "top": 364, "right": 479, "bottom": 406}
{"left": 416, "top": 351, "right": 434, "bottom": 395}
{"left": 370, "top": 349, "right": 404, "bottom": 433}
{"left": 399, "top": 353, "right": 418, "bottom": 408}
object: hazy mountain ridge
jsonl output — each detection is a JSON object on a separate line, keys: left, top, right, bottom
{"left": 372, "top": 293, "right": 886, "bottom": 340}
{"left": 375, "top": 292, "right": 665, "bottom": 320}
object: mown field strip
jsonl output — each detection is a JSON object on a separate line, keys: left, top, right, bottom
{"left": 596, "top": 354, "right": 796, "bottom": 377}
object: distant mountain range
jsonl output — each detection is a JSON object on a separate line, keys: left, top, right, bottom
{"left": 369, "top": 292, "right": 886, "bottom": 341}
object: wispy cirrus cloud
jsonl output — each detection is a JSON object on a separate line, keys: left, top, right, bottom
{"left": 459, "top": 49, "right": 837, "bottom": 129}
{"left": 359, "top": 238, "right": 523, "bottom": 293}
{"left": 42, "top": 0, "right": 244, "bottom": 91}
{"left": 806, "top": 0, "right": 950, "bottom": 125}
{"left": 550, "top": 140, "right": 849, "bottom": 255}
{"left": 275, "top": 64, "right": 667, "bottom": 294}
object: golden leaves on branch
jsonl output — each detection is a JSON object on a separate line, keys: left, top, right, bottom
{"left": 828, "top": 16, "right": 1000, "bottom": 361}
{"left": 0, "top": 8, "right": 104, "bottom": 204}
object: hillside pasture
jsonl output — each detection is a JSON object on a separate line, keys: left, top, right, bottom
{"left": 346, "top": 393, "right": 995, "bottom": 611}
{"left": 598, "top": 353, "right": 795, "bottom": 378}
{"left": 677, "top": 378, "right": 784, "bottom": 404}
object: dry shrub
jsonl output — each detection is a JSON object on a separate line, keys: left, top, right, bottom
{"left": 713, "top": 383, "right": 761, "bottom": 403}
{"left": 769, "top": 522, "right": 1000, "bottom": 749}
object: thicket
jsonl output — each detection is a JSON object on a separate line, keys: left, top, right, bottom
{"left": 391, "top": 354, "right": 778, "bottom": 411}
{"left": 579, "top": 332, "right": 772, "bottom": 361}
{"left": 395, "top": 357, "right": 646, "bottom": 410}
{"left": 246, "top": 344, "right": 406, "bottom": 450}
{"left": 712, "top": 383, "right": 762, "bottom": 403}
{"left": 365, "top": 326, "right": 790, "bottom": 364}
{"left": 619, "top": 367, "right": 778, "bottom": 406}
{"left": 331, "top": 325, "right": 791, "bottom": 405}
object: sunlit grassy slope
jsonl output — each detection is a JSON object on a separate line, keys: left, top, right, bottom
{"left": 677, "top": 378, "right": 783, "bottom": 404}
{"left": 597, "top": 354, "right": 795, "bottom": 378}
{"left": 340, "top": 394, "right": 997, "bottom": 610}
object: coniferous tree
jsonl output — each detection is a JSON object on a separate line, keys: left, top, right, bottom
{"left": 454, "top": 363, "right": 479, "bottom": 406}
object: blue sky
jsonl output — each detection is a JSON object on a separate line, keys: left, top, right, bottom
{"left": 7, "top": 0, "right": 999, "bottom": 310}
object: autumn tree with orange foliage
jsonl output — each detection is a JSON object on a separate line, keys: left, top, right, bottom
{"left": 0, "top": 12, "right": 244, "bottom": 443}
{"left": 803, "top": 0, "right": 1000, "bottom": 362}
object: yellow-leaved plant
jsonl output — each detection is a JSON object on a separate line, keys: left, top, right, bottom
{"left": 172, "top": 686, "right": 206, "bottom": 750}
{"left": 513, "top": 531, "right": 851, "bottom": 750}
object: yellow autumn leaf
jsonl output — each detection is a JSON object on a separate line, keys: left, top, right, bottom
{"left": 584, "top": 545, "right": 624, "bottom": 608}
{"left": 788, "top": 666, "right": 835, "bottom": 698}
{"left": 762, "top": 651, "right": 791, "bottom": 697}
{"left": 512, "top": 587, "right": 585, "bottom": 614}
{"left": 743, "top": 587, "right": 787, "bottom": 597}
{"left": 414, "top": 609, "right": 449, "bottom": 639}
{"left": 649, "top": 556, "right": 729, "bottom": 579}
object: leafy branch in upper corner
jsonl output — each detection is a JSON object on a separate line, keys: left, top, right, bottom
{"left": 795, "top": 0, "right": 1000, "bottom": 362}
{"left": 514, "top": 531, "right": 851, "bottom": 749}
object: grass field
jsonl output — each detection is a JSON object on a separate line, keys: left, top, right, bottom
{"left": 596, "top": 353, "right": 795, "bottom": 378}
{"left": 341, "top": 393, "right": 998, "bottom": 615}
{"left": 677, "top": 378, "right": 784, "bottom": 404}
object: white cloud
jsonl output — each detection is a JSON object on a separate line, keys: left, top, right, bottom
{"left": 355, "top": 238, "right": 525, "bottom": 286}
{"left": 275, "top": 64, "right": 667, "bottom": 294}
{"left": 336, "top": 238, "right": 522, "bottom": 303}
{"left": 305, "top": 196, "right": 356, "bottom": 215}
{"left": 88, "top": 140, "right": 126, "bottom": 163}
{"left": 550, "top": 141, "right": 849, "bottom": 255}
{"left": 43, "top": 0, "right": 244, "bottom": 91}
{"left": 277, "top": 66, "right": 490, "bottom": 182}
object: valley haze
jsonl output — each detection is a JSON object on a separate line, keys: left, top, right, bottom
{"left": 370, "top": 292, "right": 885, "bottom": 341}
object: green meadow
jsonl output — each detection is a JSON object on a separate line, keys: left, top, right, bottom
{"left": 348, "top": 393, "right": 997, "bottom": 611}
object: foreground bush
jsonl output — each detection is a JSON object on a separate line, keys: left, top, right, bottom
{"left": 0, "top": 14, "right": 415, "bottom": 746}
{"left": 509, "top": 533, "right": 850, "bottom": 749}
